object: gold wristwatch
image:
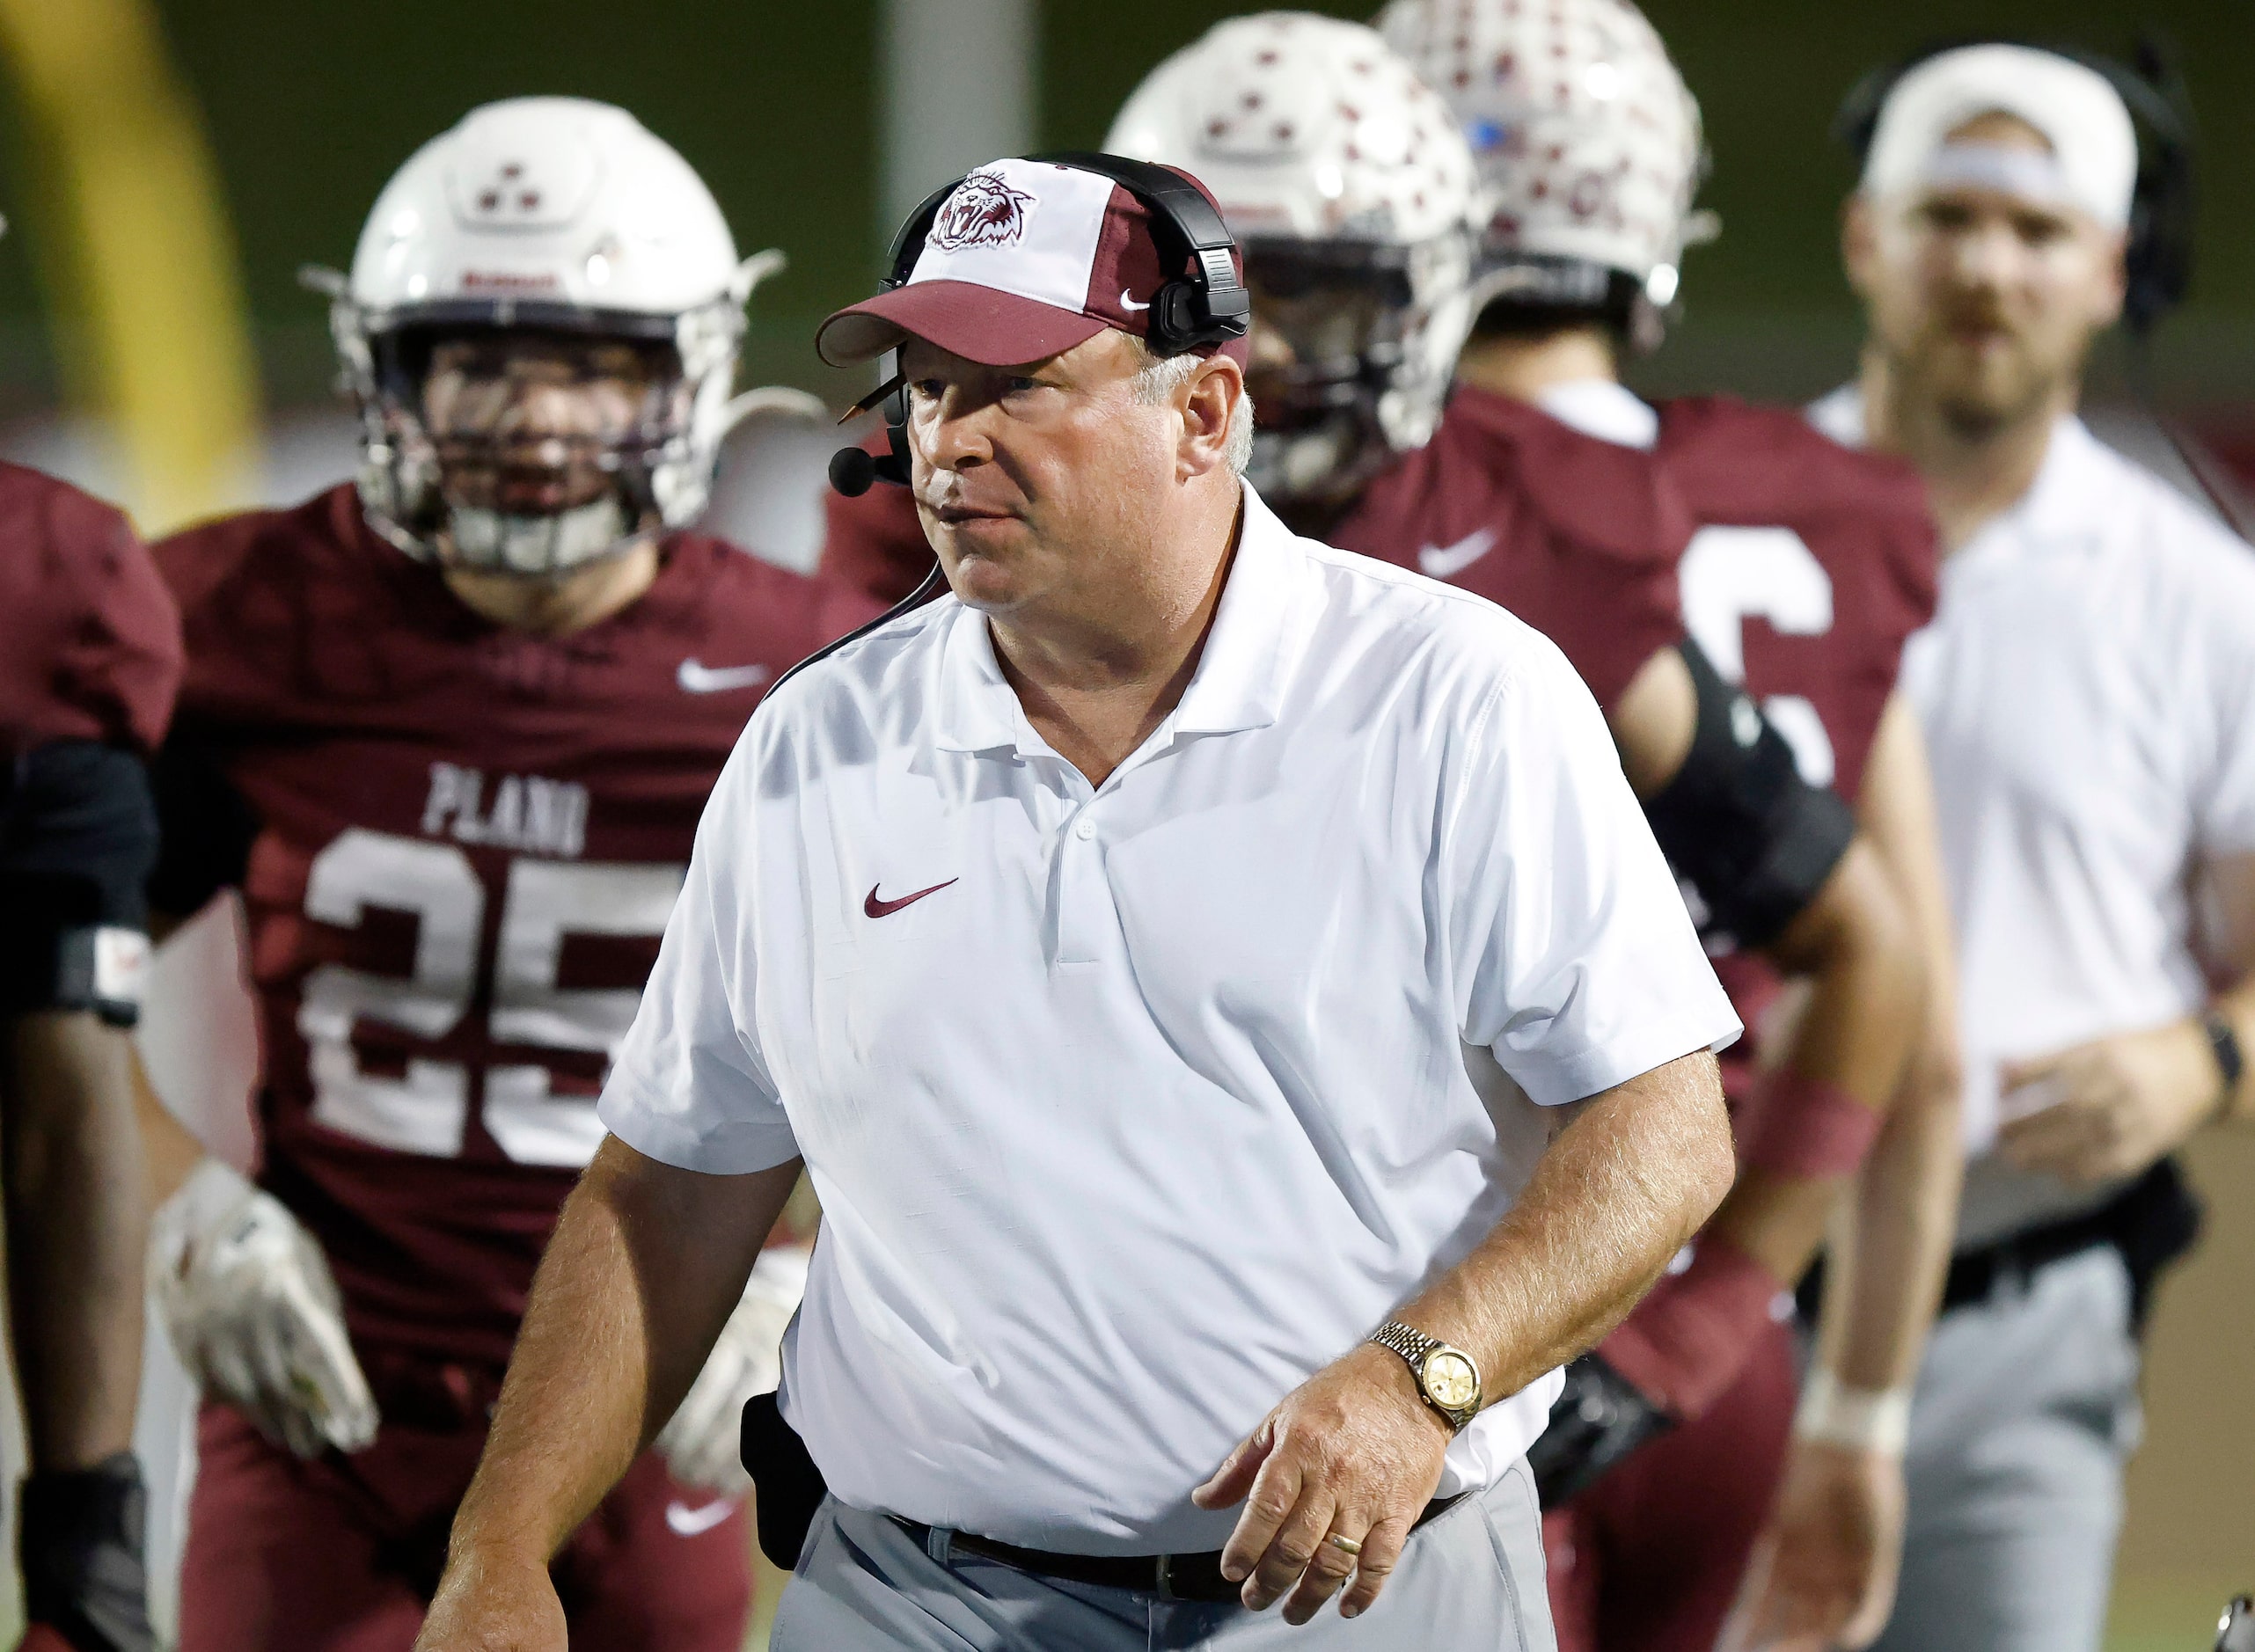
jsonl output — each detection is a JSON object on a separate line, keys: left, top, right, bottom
{"left": 1369, "top": 1320, "right": 1483, "bottom": 1433}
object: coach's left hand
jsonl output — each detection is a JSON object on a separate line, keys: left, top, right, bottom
{"left": 1996, "top": 1019, "right": 2223, "bottom": 1186}
{"left": 1719, "top": 1440, "right": 1904, "bottom": 1652}
{"left": 1193, "top": 1341, "right": 1453, "bottom": 1625}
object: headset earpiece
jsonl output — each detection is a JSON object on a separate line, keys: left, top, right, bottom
{"left": 1027, "top": 150, "right": 1251, "bottom": 356}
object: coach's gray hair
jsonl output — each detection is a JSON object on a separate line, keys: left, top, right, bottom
{"left": 1130, "top": 341, "right": 1256, "bottom": 476}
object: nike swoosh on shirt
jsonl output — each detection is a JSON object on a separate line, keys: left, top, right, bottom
{"left": 864, "top": 879, "right": 957, "bottom": 918}
{"left": 677, "top": 659, "right": 772, "bottom": 694}
{"left": 1418, "top": 527, "right": 1497, "bottom": 580}
{"left": 1120, "top": 289, "right": 1152, "bottom": 312}
{"left": 664, "top": 1498, "right": 739, "bottom": 1538}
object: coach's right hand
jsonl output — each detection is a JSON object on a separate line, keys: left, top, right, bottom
{"left": 1193, "top": 1340, "right": 1454, "bottom": 1625}
{"left": 150, "top": 1157, "right": 380, "bottom": 1458}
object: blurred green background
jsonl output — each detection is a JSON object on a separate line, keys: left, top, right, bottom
{"left": 1, "top": 0, "right": 2251, "bottom": 420}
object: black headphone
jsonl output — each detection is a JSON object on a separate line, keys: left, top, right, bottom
{"left": 828, "top": 150, "right": 1251, "bottom": 497}
{"left": 1834, "top": 33, "right": 2196, "bottom": 336}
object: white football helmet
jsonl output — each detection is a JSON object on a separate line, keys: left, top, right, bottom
{"left": 1376, "top": 0, "right": 1713, "bottom": 332}
{"left": 1106, "top": 12, "right": 1482, "bottom": 508}
{"left": 312, "top": 97, "right": 784, "bottom": 575}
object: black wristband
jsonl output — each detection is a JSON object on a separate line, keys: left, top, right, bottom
{"left": 2204, "top": 1011, "right": 2244, "bottom": 1113}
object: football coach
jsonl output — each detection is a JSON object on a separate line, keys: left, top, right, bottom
{"left": 414, "top": 156, "right": 1741, "bottom": 1651}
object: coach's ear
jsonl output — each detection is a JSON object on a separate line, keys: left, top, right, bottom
{"left": 1176, "top": 353, "right": 1245, "bottom": 484}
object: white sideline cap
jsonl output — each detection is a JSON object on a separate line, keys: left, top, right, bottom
{"left": 1862, "top": 44, "right": 2137, "bottom": 230}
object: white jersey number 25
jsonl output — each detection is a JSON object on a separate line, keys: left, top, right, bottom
{"left": 297, "top": 829, "right": 684, "bottom": 1167}
{"left": 1679, "top": 525, "right": 1837, "bottom": 788}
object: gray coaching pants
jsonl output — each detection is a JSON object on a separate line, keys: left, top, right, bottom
{"left": 771, "top": 1459, "right": 1558, "bottom": 1652}
{"left": 1871, "top": 1246, "right": 2142, "bottom": 1652}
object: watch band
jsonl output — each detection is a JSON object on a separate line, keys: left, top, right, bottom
{"left": 1369, "top": 1319, "right": 1443, "bottom": 1369}
{"left": 2205, "top": 1010, "right": 2244, "bottom": 1114}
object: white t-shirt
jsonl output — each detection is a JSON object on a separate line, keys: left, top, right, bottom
{"left": 1537, "top": 377, "right": 1660, "bottom": 450}
{"left": 1813, "top": 390, "right": 2255, "bottom": 1245}
{"left": 599, "top": 485, "right": 1739, "bottom": 1550}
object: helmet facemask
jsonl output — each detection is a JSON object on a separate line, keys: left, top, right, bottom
{"left": 1242, "top": 236, "right": 1471, "bottom": 510}
{"left": 348, "top": 318, "right": 711, "bottom": 578}
{"left": 321, "top": 267, "right": 756, "bottom": 581}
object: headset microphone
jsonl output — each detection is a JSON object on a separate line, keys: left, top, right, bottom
{"left": 827, "top": 446, "right": 878, "bottom": 498}
{"left": 829, "top": 368, "right": 913, "bottom": 497}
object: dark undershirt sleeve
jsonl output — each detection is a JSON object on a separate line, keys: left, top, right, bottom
{"left": 146, "top": 736, "right": 260, "bottom": 921}
{"left": 0, "top": 741, "right": 161, "bottom": 1019}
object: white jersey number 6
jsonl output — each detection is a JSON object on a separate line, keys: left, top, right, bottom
{"left": 1679, "top": 525, "right": 1837, "bottom": 788}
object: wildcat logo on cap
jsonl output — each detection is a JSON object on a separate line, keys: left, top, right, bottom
{"left": 927, "top": 169, "right": 1037, "bottom": 252}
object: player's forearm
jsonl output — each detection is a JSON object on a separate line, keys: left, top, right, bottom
{"left": 446, "top": 1137, "right": 799, "bottom": 1564}
{"left": 1812, "top": 688, "right": 1962, "bottom": 1393}
{"left": 1814, "top": 1050, "right": 1961, "bottom": 1393}
{"left": 1709, "top": 839, "right": 1924, "bottom": 1284}
{"left": 1397, "top": 1050, "right": 1734, "bottom": 1400}
{"left": 133, "top": 1048, "right": 210, "bottom": 1209}
{"left": 3, "top": 1013, "right": 150, "bottom": 1467}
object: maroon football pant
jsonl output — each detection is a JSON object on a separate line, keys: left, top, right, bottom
{"left": 1544, "top": 1313, "right": 1797, "bottom": 1652}
{"left": 177, "top": 1401, "right": 750, "bottom": 1652}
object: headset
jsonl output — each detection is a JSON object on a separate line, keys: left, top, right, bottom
{"left": 1834, "top": 33, "right": 2196, "bottom": 337}
{"left": 828, "top": 150, "right": 1251, "bottom": 498}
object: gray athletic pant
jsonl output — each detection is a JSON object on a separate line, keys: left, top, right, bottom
{"left": 1871, "top": 1246, "right": 2142, "bottom": 1652}
{"left": 771, "top": 1458, "right": 1558, "bottom": 1651}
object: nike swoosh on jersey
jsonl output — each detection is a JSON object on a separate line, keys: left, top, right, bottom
{"left": 664, "top": 1498, "right": 739, "bottom": 1538}
{"left": 864, "top": 879, "right": 958, "bottom": 918}
{"left": 1121, "top": 289, "right": 1152, "bottom": 312}
{"left": 677, "top": 659, "right": 772, "bottom": 695}
{"left": 1418, "top": 527, "right": 1498, "bottom": 580}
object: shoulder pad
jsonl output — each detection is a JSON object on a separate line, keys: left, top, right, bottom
{"left": 1443, "top": 387, "right": 1694, "bottom": 565}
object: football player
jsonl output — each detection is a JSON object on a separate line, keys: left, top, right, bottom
{"left": 1097, "top": 11, "right": 1961, "bottom": 1652}
{"left": 132, "top": 99, "right": 874, "bottom": 1652}
{"left": 1369, "top": 4, "right": 1963, "bottom": 1648}
{"left": 2, "top": 456, "right": 179, "bottom": 1652}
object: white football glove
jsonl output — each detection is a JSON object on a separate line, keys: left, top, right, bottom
{"left": 654, "top": 1243, "right": 811, "bottom": 1493}
{"left": 150, "top": 1158, "right": 380, "bottom": 1458}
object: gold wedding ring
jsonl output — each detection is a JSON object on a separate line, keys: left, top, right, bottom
{"left": 1325, "top": 1532, "right": 1364, "bottom": 1557}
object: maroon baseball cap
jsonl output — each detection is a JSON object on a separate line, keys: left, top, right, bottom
{"left": 816, "top": 157, "right": 1250, "bottom": 369}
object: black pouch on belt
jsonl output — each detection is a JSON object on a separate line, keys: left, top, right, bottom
{"left": 2105, "top": 1155, "right": 2205, "bottom": 1332}
{"left": 741, "top": 1390, "right": 830, "bottom": 1568}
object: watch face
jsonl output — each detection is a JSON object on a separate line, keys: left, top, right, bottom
{"left": 1424, "top": 1350, "right": 1478, "bottom": 1410}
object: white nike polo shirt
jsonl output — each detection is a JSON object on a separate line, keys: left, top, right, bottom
{"left": 600, "top": 484, "right": 1739, "bottom": 1553}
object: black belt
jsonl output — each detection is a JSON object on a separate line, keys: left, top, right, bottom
{"left": 889, "top": 1492, "right": 1468, "bottom": 1604}
{"left": 1939, "top": 1158, "right": 2202, "bottom": 1331}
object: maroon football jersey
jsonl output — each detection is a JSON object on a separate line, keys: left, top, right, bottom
{"left": 0, "top": 460, "right": 181, "bottom": 756}
{"left": 153, "top": 486, "right": 880, "bottom": 1366}
{"left": 819, "top": 432, "right": 934, "bottom": 607}
{"left": 1654, "top": 398, "right": 1937, "bottom": 805}
{"left": 1653, "top": 398, "right": 1938, "bottom": 1083}
{"left": 1329, "top": 384, "right": 1691, "bottom": 713}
